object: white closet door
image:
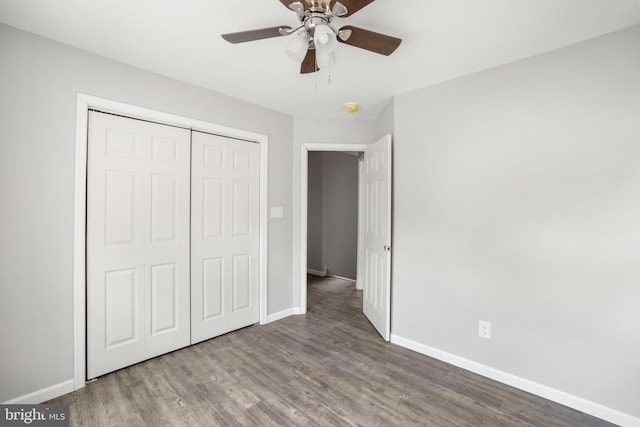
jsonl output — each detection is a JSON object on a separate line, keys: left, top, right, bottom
{"left": 87, "top": 111, "right": 191, "bottom": 379}
{"left": 191, "top": 131, "right": 260, "bottom": 344}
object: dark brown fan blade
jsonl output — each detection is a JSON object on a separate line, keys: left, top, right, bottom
{"left": 222, "top": 26, "right": 292, "bottom": 44}
{"left": 300, "top": 49, "right": 319, "bottom": 74}
{"left": 330, "top": 0, "right": 375, "bottom": 16}
{"left": 338, "top": 25, "right": 401, "bottom": 55}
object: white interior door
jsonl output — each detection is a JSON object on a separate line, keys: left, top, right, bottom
{"left": 87, "top": 111, "right": 191, "bottom": 378}
{"left": 190, "top": 131, "right": 260, "bottom": 344}
{"left": 362, "top": 134, "right": 392, "bottom": 341}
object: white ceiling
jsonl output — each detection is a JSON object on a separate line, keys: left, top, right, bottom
{"left": 1, "top": 0, "right": 639, "bottom": 118}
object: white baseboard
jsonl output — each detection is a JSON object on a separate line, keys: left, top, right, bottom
{"left": 307, "top": 268, "right": 326, "bottom": 277}
{"left": 266, "top": 307, "right": 303, "bottom": 323}
{"left": 327, "top": 274, "right": 356, "bottom": 283}
{"left": 307, "top": 269, "right": 357, "bottom": 284}
{"left": 3, "top": 379, "right": 75, "bottom": 404}
{"left": 390, "top": 335, "right": 640, "bottom": 427}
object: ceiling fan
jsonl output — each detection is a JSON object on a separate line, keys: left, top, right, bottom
{"left": 221, "top": 0, "right": 402, "bottom": 74}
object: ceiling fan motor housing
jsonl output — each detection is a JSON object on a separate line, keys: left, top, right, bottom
{"left": 306, "top": 0, "right": 333, "bottom": 13}
{"left": 304, "top": 14, "right": 336, "bottom": 38}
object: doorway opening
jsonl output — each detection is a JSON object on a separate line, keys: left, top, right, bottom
{"left": 299, "top": 143, "right": 368, "bottom": 316}
{"left": 306, "top": 150, "right": 362, "bottom": 286}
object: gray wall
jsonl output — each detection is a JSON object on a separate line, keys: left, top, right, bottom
{"left": 392, "top": 25, "right": 640, "bottom": 418}
{"left": 374, "top": 99, "right": 394, "bottom": 140}
{"left": 307, "top": 152, "right": 359, "bottom": 279}
{"left": 0, "top": 23, "right": 293, "bottom": 402}
{"left": 321, "top": 152, "right": 359, "bottom": 279}
{"left": 307, "top": 152, "right": 324, "bottom": 272}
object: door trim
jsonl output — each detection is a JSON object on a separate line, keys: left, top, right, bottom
{"left": 299, "top": 143, "right": 368, "bottom": 314}
{"left": 73, "top": 93, "right": 269, "bottom": 390}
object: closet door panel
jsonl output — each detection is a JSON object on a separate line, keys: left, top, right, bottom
{"left": 145, "top": 126, "right": 191, "bottom": 357}
{"left": 191, "top": 132, "right": 259, "bottom": 344}
{"left": 87, "top": 113, "right": 146, "bottom": 379}
{"left": 87, "top": 112, "right": 190, "bottom": 378}
{"left": 191, "top": 135, "right": 229, "bottom": 342}
{"left": 227, "top": 144, "right": 260, "bottom": 330}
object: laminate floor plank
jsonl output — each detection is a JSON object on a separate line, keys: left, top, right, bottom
{"left": 48, "top": 275, "right": 615, "bottom": 426}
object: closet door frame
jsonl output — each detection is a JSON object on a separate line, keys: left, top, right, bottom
{"left": 72, "top": 93, "right": 269, "bottom": 390}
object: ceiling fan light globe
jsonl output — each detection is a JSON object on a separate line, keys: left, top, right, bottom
{"left": 316, "top": 50, "right": 336, "bottom": 69}
{"left": 314, "top": 24, "right": 337, "bottom": 54}
{"left": 285, "top": 33, "right": 309, "bottom": 63}
{"left": 316, "top": 51, "right": 330, "bottom": 68}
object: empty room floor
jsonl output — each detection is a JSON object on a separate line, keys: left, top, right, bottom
{"left": 49, "top": 275, "right": 613, "bottom": 426}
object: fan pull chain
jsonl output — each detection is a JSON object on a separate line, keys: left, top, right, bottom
{"left": 327, "top": 52, "right": 335, "bottom": 84}
{"left": 314, "top": 53, "right": 319, "bottom": 89}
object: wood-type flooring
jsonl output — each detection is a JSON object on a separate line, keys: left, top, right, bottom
{"left": 49, "top": 275, "right": 615, "bottom": 426}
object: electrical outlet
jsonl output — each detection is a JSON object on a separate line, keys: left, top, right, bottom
{"left": 479, "top": 320, "right": 491, "bottom": 339}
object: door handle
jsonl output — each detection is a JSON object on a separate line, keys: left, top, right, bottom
{"left": 384, "top": 245, "right": 391, "bottom": 252}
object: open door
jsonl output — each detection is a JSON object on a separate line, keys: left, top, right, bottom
{"left": 362, "top": 134, "right": 392, "bottom": 341}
